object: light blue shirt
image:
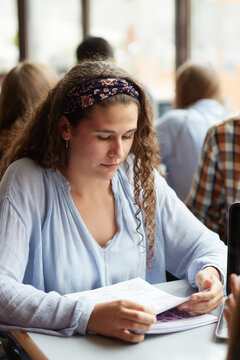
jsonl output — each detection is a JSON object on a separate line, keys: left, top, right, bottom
{"left": 155, "top": 99, "right": 224, "bottom": 201}
{"left": 0, "top": 158, "right": 227, "bottom": 336}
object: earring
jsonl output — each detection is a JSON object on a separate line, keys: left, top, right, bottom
{"left": 65, "top": 140, "right": 69, "bottom": 149}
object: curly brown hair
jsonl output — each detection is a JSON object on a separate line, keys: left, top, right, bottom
{"left": 0, "top": 61, "right": 161, "bottom": 264}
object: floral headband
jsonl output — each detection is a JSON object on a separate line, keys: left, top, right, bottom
{"left": 63, "top": 78, "right": 139, "bottom": 114}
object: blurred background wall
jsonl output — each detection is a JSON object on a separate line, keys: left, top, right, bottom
{"left": 1, "top": 0, "right": 240, "bottom": 117}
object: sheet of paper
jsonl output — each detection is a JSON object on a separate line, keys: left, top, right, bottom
{"left": 65, "top": 277, "right": 191, "bottom": 314}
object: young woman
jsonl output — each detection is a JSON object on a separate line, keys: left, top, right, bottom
{"left": 0, "top": 60, "right": 58, "bottom": 159}
{"left": 0, "top": 61, "right": 226, "bottom": 344}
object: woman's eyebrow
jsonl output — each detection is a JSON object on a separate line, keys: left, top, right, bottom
{"left": 94, "top": 128, "right": 137, "bottom": 134}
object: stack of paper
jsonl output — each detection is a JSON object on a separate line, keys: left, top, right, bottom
{"left": 65, "top": 277, "right": 217, "bottom": 334}
{"left": 147, "top": 307, "right": 217, "bottom": 334}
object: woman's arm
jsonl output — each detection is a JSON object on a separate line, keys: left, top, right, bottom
{"left": 155, "top": 173, "right": 227, "bottom": 314}
{"left": 0, "top": 275, "right": 94, "bottom": 336}
{"left": 0, "top": 198, "right": 94, "bottom": 336}
{"left": 158, "top": 175, "right": 227, "bottom": 287}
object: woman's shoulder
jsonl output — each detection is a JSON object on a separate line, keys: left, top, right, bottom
{"left": 193, "top": 98, "right": 223, "bottom": 112}
{"left": 3, "top": 158, "right": 42, "bottom": 179}
{"left": 0, "top": 158, "right": 48, "bottom": 198}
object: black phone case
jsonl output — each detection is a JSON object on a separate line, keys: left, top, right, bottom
{"left": 227, "top": 202, "right": 240, "bottom": 294}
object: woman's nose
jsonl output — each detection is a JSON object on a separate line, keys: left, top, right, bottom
{"left": 108, "top": 140, "right": 124, "bottom": 159}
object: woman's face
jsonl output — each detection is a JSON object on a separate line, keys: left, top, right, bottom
{"left": 62, "top": 102, "right": 138, "bottom": 181}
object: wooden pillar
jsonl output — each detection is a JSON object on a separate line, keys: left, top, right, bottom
{"left": 175, "top": 0, "right": 191, "bottom": 69}
{"left": 18, "top": 0, "right": 27, "bottom": 61}
{"left": 82, "top": 0, "right": 90, "bottom": 38}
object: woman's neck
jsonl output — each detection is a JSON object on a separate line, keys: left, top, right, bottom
{"left": 59, "top": 166, "right": 111, "bottom": 199}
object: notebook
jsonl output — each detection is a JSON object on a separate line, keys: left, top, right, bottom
{"left": 215, "top": 202, "right": 240, "bottom": 339}
{"left": 66, "top": 277, "right": 217, "bottom": 334}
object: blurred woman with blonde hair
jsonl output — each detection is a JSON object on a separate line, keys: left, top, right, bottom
{"left": 0, "top": 60, "right": 59, "bottom": 158}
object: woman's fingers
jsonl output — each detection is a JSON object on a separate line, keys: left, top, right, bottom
{"left": 178, "top": 295, "right": 221, "bottom": 313}
{"left": 120, "top": 329, "right": 145, "bottom": 343}
{"left": 178, "top": 287, "right": 223, "bottom": 313}
{"left": 118, "top": 301, "right": 156, "bottom": 331}
{"left": 122, "top": 301, "right": 156, "bottom": 315}
{"left": 224, "top": 295, "right": 237, "bottom": 336}
{"left": 178, "top": 268, "right": 224, "bottom": 314}
{"left": 118, "top": 316, "right": 154, "bottom": 332}
{"left": 122, "top": 303, "right": 156, "bottom": 325}
{"left": 222, "top": 274, "right": 240, "bottom": 335}
{"left": 87, "top": 299, "right": 156, "bottom": 343}
{"left": 230, "top": 274, "right": 240, "bottom": 299}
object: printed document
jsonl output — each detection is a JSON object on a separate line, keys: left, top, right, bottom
{"left": 65, "top": 277, "right": 217, "bottom": 334}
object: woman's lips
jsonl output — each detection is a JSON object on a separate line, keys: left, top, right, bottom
{"left": 101, "top": 163, "right": 120, "bottom": 169}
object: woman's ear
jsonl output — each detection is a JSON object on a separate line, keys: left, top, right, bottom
{"left": 59, "top": 115, "right": 71, "bottom": 140}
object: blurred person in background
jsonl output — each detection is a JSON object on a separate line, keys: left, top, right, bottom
{"left": 155, "top": 61, "right": 225, "bottom": 201}
{"left": 76, "top": 36, "right": 114, "bottom": 63}
{"left": 0, "top": 60, "right": 59, "bottom": 159}
{"left": 186, "top": 116, "right": 240, "bottom": 243}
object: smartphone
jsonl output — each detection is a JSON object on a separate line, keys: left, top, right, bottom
{"left": 227, "top": 202, "right": 240, "bottom": 294}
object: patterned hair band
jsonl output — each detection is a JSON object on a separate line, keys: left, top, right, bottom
{"left": 63, "top": 78, "right": 139, "bottom": 114}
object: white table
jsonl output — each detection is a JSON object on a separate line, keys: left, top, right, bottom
{"left": 11, "top": 279, "right": 228, "bottom": 360}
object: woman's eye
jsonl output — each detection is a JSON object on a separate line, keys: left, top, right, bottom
{"left": 97, "top": 134, "right": 134, "bottom": 141}
{"left": 97, "top": 135, "right": 111, "bottom": 141}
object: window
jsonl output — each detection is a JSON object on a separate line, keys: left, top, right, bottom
{"left": 26, "top": 0, "right": 82, "bottom": 75}
{"left": 191, "top": 0, "right": 240, "bottom": 112}
{"left": 0, "top": 0, "right": 19, "bottom": 74}
{"left": 90, "top": 0, "right": 175, "bottom": 115}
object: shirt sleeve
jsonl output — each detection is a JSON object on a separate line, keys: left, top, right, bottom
{"left": 185, "top": 125, "right": 227, "bottom": 240}
{"left": 0, "top": 198, "right": 94, "bottom": 336}
{"left": 154, "top": 172, "right": 227, "bottom": 288}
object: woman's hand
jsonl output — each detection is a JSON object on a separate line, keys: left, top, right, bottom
{"left": 86, "top": 300, "right": 156, "bottom": 343}
{"left": 224, "top": 273, "right": 240, "bottom": 336}
{"left": 178, "top": 266, "right": 224, "bottom": 313}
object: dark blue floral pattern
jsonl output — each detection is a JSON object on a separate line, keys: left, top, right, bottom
{"left": 63, "top": 78, "right": 139, "bottom": 114}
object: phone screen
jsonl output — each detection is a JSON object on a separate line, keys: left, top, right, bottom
{"left": 227, "top": 202, "right": 240, "bottom": 294}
